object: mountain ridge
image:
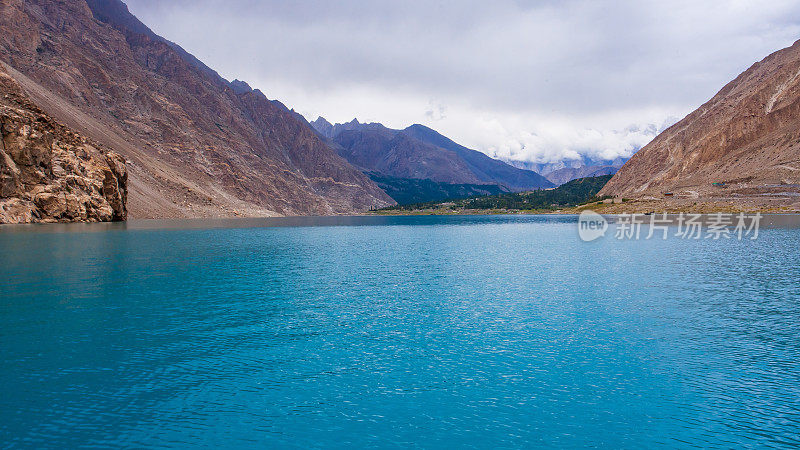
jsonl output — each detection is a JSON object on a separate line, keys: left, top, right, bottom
{"left": 311, "top": 117, "right": 554, "bottom": 192}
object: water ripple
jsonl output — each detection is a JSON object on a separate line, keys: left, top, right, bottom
{"left": 0, "top": 215, "right": 799, "bottom": 448}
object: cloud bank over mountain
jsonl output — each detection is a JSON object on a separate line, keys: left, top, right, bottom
{"left": 125, "top": 0, "right": 800, "bottom": 163}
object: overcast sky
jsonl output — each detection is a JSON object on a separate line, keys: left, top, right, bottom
{"left": 125, "top": 0, "right": 800, "bottom": 163}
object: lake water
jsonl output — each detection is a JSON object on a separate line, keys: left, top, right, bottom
{"left": 1, "top": 215, "right": 799, "bottom": 448}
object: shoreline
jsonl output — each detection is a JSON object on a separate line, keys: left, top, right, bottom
{"left": 372, "top": 196, "right": 800, "bottom": 216}
{"left": 3, "top": 212, "right": 800, "bottom": 235}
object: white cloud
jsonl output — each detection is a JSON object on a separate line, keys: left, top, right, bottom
{"left": 125, "top": 0, "right": 800, "bottom": 163}
{"left": 425, "top": 100, "right": 447, "bottom": 122}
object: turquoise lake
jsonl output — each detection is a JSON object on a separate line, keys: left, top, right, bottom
{"left": 1, "top": 215, "right": 799, "bottom": 448}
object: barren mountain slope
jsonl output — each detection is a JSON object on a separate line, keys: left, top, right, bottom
{"left": 601, "top": 40, "right": 800, "bottom": 201}
{"left": 0, "top": 0, "right": 393, "bottom": 218}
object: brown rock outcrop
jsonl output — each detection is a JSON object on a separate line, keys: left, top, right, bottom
{"left": 0, "top": 66, "right": 127, "bottom": 223}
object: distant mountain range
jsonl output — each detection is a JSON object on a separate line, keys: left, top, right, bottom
{"left": 310, "top": 117, "right": 553, "bottom": 204}
{"left": 601, "top": 39, "right": 800, "bottom": 203}
{"left": 505, "top": 156, "right": 628, "bottom": 186}
{"left": 543, "top": 165, "right": 621, "bottom": 186}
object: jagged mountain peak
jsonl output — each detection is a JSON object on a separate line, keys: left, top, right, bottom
{"left": 313, "top": 116, "right": 332, "bottom": 127}
{"left": 310, "top": 116, "right": 334, "bottom": 138}
{"left": 230, "top": 79, "right": 253, "bottom": 95}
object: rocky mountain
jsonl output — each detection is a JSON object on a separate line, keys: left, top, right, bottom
{"left": 310, "top": 117, "right": 335, "bottom": 138}
{"left": 601, "top": 40, "right": 800, "bottom": 201}
{"left": 0, "top": 63, "right": 127, "bottom": 223}
{"left": 312, "top": 118, "right": 554, "bottom": 194}
{"left": 0, "top": 0, "right": 393, "bottom": 219}
{"left": 505, "top": 159, "right": 583, "bottom": 175}
{"left": 506, "top": 157, "right": 627, "bottom": 186}
{"left": 544, "top": 165, "right": 620, "bottom": 186}
{"left": 311, "top": 118, "right": 389, "bottom": 141}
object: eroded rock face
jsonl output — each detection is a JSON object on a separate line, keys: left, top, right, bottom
{"left": 0, "top": 68, "right": 127, "bottom": 224}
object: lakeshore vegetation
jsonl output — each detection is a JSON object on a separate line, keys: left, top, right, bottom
{"left": 378, "top": 175, "right": 613, "bottom": 213}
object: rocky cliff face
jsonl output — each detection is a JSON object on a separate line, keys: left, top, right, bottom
{"left": 0, "top": 65, "right": 126, "bottom": 223}
{"left": 601, "top": 40, "right": 800, "bottom": 200}
{"left": 0, "top": 0, "right": 393, "bottom": 218}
